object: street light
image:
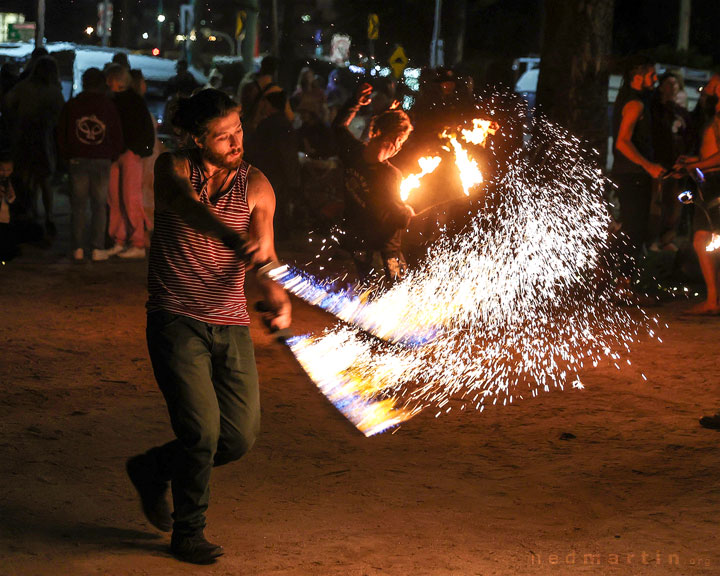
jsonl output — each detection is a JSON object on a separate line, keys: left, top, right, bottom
{"left": 85, "top": 26, "right": 94, "bottom": 36}
{"left": 200, "top": 27, "right": 235, "bottom": 55}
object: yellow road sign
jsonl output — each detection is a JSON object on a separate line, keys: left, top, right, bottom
{"left": 389, "top": 45, "right": 408, "bottom": 78}
{"left": 236, "top": 11, "right": 246, "bottom": 39}
{"left": 368, "top": 13, "right": 379, "bottom": 40}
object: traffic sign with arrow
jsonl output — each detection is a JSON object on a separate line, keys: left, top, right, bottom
{"left": 388, "top": 44, "right": 408, "bottom": 79}
{"left": 367, "top": 13, "right": 379, "bottom": 40}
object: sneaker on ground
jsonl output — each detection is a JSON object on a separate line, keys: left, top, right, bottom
{"left": 91, "top": 249, "right": 110, "bottom": 262}
{"left": 170, "top": 532, "right": 224, "bottom": 565}
{"left": 699, "top": 414, "right": 720, "bottom": 430}
{"left": 106, "top": 243, "right": 125, "bottom": 256}
{"left": 125, "top": 454, "right": 172, "bottom": 532}
{"left": 118, "top": 246, "right": 146, "bottom": 259}
{"left": 72, "top": 248, "right": 84, "bottom": 262}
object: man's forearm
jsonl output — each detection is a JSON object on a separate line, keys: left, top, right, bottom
{"left": 687, "top": 152, "right": 720, "bottom": 172}
{"left": 333, "top": 98, "right": 362, "bottom": 130}
{"left": 616, "top": 140, "right": 655, "bottom": 173}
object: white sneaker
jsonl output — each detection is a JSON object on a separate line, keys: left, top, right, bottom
{"left": 72, "top": 248, "right": 84, "bottom": 262}
{"left": 91, "top": 248, "right": 110, "bottom": 262}
{"left": 118, "top": 246, "right": 146, "bottom": 259}
{"left": 106, "top": 243, "right": 125, "bottom": 256}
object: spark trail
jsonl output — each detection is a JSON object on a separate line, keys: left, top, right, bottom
{"left": 286, "top": 114, "right": 657, "bottom": 436}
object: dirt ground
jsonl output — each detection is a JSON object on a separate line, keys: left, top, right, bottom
{"left": 1, "top": 203, "right": 720, "bottom": 576}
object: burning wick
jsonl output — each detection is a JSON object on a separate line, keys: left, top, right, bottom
{"left": 445, "top": 135, "right": 483, "bottom": 196}
{"left": 400, "top": 156, "right": 442, "bottom": 202}
{"left": 707, "top": 233, "right": 720, "bottom": 252}
{"left": 440, "top": 118, "right": 497, "bottom": 197}
{"left": 461, "top": 118, "right": 499, "bottom": 146}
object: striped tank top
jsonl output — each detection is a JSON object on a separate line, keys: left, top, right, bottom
{"left": 147, "top": 152, "right": 251, "bottom": 325}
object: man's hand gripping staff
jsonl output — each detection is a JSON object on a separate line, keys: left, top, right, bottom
{"left": 220, "top": 231, "right": 292, "bottom": 333}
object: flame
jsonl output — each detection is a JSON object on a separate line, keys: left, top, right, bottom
{"left": 706, "top": 233, "right": 720, "bottom": 252}
{"left": 265, "top": 262, "right": 438, "bottom": 346}
{"left": 288, "top": 331, "right": 419, "bottom": 436}
{"left": 399, "top": 156, "right": 442, "bottom": 202}
{"left": 461, "top": 118, "right": 499, "bottom": 146}
{"left": 445, "top": 135, "right": 483, "bottom": 196}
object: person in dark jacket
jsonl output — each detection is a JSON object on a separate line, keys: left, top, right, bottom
{"left": 334, "top": 83, "right": 415, "bottom": 282}
{"left": 4, "top": 55, "right": 64, "bottom": 236}
{"left": 57, "top": 67, "right": 124, "bottom": 262}
{"left": 105, "top": 64, "right": 156, "bottom": 259}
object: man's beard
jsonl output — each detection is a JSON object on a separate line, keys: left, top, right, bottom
{"left": 203, "top": 146, "right": 244, "bottom": 170}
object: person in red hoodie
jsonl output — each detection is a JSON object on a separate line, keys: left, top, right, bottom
{"left": 57, "top": 67, "right": 124, "bottom": 262}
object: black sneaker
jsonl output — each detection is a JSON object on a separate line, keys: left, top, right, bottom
{"left": 170, "top": 532, "right": 224, "bottom": 564}
{"left": 699, "top": 414, "right": 720, "bottom": 430}
{"left": 125, "top": 454, "right": 172, "bottom": 532}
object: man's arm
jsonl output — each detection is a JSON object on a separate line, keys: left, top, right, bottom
{"left": 676, "top": 123, "right": 720, "bottom": 173}
{"left": 246, "top": 167, "right": 291, "bottom": 330}
{"left": 616, "top": 100, "right": 665, "bottom": 179}
{"left": 333, "top": 83, "right": 372, "bottom": 134}
{"left": 154, "top": 152, "right": 245, "bottom": 252}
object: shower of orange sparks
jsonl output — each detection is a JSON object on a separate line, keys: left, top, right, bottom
{"left": 400, "top": 156, "right": 442, "bottom": 202}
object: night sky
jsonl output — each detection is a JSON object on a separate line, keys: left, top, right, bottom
{"left": 4, "top": 0, "right": 719, "bottom": 67}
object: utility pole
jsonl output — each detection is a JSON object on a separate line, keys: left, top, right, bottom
{"left": 271, "top": 0, "right": 279, "bottom": 57}
{"left": 35, "top": 0, "right": 45, "bottom": 47}
{"left": 157, "top": 0, "right": 164, "bottom": 54}
{"left": 429, "top": 0, "right": 444, "bottom": 68}
{"left": 102, "top": 0, "right": 110, "bottom": 47}
{"left": 240, "top": 0, "right": 259, "bottom": 68}
{"left": 676, "top": 0, "right": 691, "bottom": 52}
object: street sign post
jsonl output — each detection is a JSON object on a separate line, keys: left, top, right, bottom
{"left": 367, "top": 13, "right": 379, "bottom": 64}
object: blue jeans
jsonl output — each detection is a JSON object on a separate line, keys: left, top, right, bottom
{"left": 68, "top": 158, "right": 111, "bottom": 251}
{"left": 145, "top": 311, "right": 260, "bottom": 536}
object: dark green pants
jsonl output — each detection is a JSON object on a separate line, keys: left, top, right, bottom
{"left": 145, "top": 310, "right": 260, "bottom": 536}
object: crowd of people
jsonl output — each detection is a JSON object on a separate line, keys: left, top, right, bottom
{"left": 0, "top": 48, "right": 157, "bottom": 262}
{"left": 0, "top": 48, "right": 718, "bottom": 297}
{"left": 0, "top": 48, "right": 479, "bottom": 278}
{"left": 610, "top": 56, "right": 720, "bottom": 314}
{"left": 2, "top": 46, "right": 720, "bottom": 564}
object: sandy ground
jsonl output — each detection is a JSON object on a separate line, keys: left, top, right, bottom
{"left": 1, "top": 200, "right": 720, "bottom": 576}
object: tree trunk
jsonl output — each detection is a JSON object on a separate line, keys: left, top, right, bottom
{"left": 535, "top": 0, "right": 614, "bottom": 164}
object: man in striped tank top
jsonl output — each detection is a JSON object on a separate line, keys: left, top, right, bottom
{"left": 125, "top": 89, "right": 291, "bottom": 565}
